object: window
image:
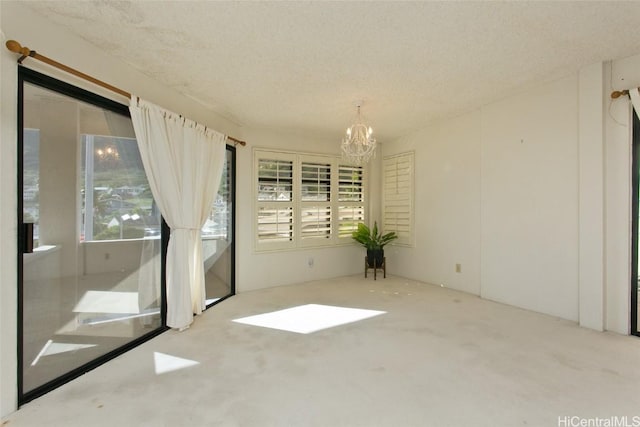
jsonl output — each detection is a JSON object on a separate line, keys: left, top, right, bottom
{"left": 254, "top": 149, "right": 366, "bottom": 251}
{"left": 383, "top": 152, "right": 414, "bottom": 246}
{"left": 81, "top": 135, "right": 159, "bottom": 241}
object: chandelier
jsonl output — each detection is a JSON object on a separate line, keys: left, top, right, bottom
{"left": 341, "top": 103, "right": 376, "bottom": 165}
{"left": 96, "top": 145, "right": 119, "bottom": 161}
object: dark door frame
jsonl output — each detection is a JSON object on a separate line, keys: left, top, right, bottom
{"left": 631, "top": 107, "right": 640, "bottom": 337}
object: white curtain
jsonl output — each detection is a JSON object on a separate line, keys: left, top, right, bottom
{"left": 129, "top": 97, "right": 227, "bottom": 330}
{"left": 630, "top": 88, "right": 640, "bottom": 121}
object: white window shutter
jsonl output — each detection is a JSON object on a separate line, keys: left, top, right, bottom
{"left": 383, "top": 152, "right": 414, "bottom": 246}
{"left": 255, "top": 153, "right": 296, "bottom": 250}
{"left": 338, "top": 164, "right": 365, "bottom": 238}
{"left": 254, "top": 149, "right": 368, "bottom": 250}
{"left": 299, "top": 159, "right": 333, "bottom": 245}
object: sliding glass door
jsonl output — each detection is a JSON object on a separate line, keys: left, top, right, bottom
{"left": 18, "top": 68, "right": 166, "bottom": 403}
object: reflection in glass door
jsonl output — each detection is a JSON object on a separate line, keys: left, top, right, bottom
{"left": 203, "top": 146, "right": 235, "bottom": 305}
{"left": 18, "top": 68, "right": 166, "bottom": 403}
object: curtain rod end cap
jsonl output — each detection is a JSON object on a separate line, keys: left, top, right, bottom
{"left": 611, "top": 90, "right": 629, "bottom": 99}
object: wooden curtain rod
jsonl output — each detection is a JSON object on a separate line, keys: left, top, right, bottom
{"left": 5, "top": 39, "right": 246, "bottom": 146}
{"left": 611, "top": 88, "right": 640, "bottom": 99}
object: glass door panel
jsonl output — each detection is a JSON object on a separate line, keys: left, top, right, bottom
{"left": 19, "top": 70, "right": 164, "bottom": 400}
{"left": 203, "top": 147, "right": 235, "bottom": 305}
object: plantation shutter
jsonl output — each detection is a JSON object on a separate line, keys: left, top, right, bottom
{"left": 338, "top": 164, "right": 365, "bottom": 238}
{"left": 383, "top": 152, "right": 414, "bottom": 246}
{"left": 257, "top": 157, "right": 294, "bottom": 248}
{"left": 300, "top": 161, "right": 332, "bottom": 242}
{"left": 254, "top": 149, "right": 368, "bottom": 250}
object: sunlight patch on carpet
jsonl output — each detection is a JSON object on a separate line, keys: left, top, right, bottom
{"left": 31, "top": 340, "right": 97, "bottom": 366}
{"left": 73, "top": 291, "right": 139, "bottom": 314}
{"left": 154, "top": 352, "right": 200, "bottom": 375}
{"left": 80, "top": 309, "right": 160, "bottom": 326}
{"left": 232, "top": 304, "right": 386, "bottom": 334}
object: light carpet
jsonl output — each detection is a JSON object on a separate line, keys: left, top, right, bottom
{"left": 4, "top": 275, "right": 639, "bottom": 427}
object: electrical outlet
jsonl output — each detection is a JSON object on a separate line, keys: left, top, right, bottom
{"left": 455, "top": 263, "right": 461, "bottom": 273}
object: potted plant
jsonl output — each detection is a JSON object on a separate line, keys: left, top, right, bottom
{"left": 351, "top": 221, "right": 398, "bottom": 268}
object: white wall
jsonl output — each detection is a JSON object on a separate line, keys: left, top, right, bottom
{"left": 578, "top": 62, "right": 605, "bottom": 331}
{"left": 481, "top": 75, "right": 579, "bottom": 321}
{"left": 83, "top": 240, "right": 148, "bottom": 275}
{"left": 0, "top": 5, "right": 19, "bottom": 417}
{"left": 235, "top": 127, "right": 366, "bottom": 293}
{"left": 0, "top": 2, "right": 241, "bottom": 417}
{"left": 383, "top": 112, "right": 482, "bottom": 296}
{"left": 385, "top": 53, "right": 640, "bottom": 335}
{"left": 36, "top": 99, "right": 81, "bottom": 277}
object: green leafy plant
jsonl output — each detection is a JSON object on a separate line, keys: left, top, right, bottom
{"left": 351, "top": 221, "right": 397, "bottom": 250}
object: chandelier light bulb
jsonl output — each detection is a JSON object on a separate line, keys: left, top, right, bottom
{"left": 96, "top": 145, "right": 119, "bottom": 160}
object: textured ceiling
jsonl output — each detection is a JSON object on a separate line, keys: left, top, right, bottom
{"left": 17, "top": 1, "right": 640, "bottom": 142}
